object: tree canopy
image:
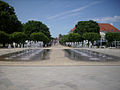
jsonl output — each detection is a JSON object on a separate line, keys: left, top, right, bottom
{"left": 105, "top": 32, "right": 120, "bottom": 44}
{"left": 30, "top": 32, "right": 50, "bottom": 44}
{"left": 67, "top": 33, "right": 82, "bottom": 42}
{"left": 23, "top": 20, "right": 51, "bottom": 38}
{"left": 0, "top": 31, "right": 9, "bottom": 47}
{"left": 10, "top": 32, "right": 27, "bottom": 44}
{"left": 73, "top": 20, "right": 100, "bottom": 35}
{"left": 82, "top": 32, "right": 101, "bottom": 45}
{"left": 0, "top": 0, "right": 51, "bottom": 47}
{"left": 0, "top": 0, "right": 22, "bottom": 34}
{"left": 59, "top": 35, "right": 69, "bottom": 44}
{"left": 59, "top": 33, "right": 83, "bottom": 44}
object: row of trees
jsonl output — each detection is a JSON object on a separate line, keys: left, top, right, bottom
{"left": 60, "top": 20, "right": 101, "bottom": 46}
{"left": 60, "top": 20, "right": 120, "bottom": 47}
{"left": 105, "top": 32, "right": 120, "bottom": 46}
{"left": 0, "top": 1, "right": 51, "bottom": 47}
{"left": 60, "top": 32, "right": 101, "bottom": 46}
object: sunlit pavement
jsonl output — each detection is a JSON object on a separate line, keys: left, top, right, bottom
{"left": 0, "top": 66, "right": 120, "bottom": 90}
{"left": 0, "top": 45, "right": 120, "bottom": 90}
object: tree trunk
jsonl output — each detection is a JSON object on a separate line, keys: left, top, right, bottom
{"left": 88, "top": 41, "right": 89, "bottom": 47}
{"left": 91, "top": 42, "right": 94, "bottom": 47}
{"left": 3, "top": 43, "right": 5, "bottom": 47}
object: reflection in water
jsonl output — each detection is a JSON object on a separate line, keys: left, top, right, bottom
{"left": 64, "top": 49, "right": 120, "bottom": 62}
{"left": 0, "top": 49, "right": 50, "bottom": 61}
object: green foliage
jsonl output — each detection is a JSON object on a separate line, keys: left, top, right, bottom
{"left": 30, "top": 32, "right": 50, "bottom": 44}
{"left": 59, "top": 33, "right": 82, "bottom": 44}
{"left": 0, "top": 1, "right": 22, "bottom": 34}
{"left": 74, "top": 20, "right": 100, "bottom": 35}
{"left": 82, "top": 32, "right": 101, "bottom": 44}
{"left": 0, "top": 30, "right": 9, "bottom": 47}
{"left": 0, "top": 1, "right": 51, "bottom": 47}
{"left": 10, "top": 32, "right": 27, "bottom": 44}
{"left": 67, "top": 33, "right": 82, "bottom": 42}
{"left": 113, "top": 32, "right": 120, "bottom": 41}
{"left": 23, "top": 20, "right": 51, "bottom": 38}
{"left": 105, "top": 32, "right": 120, "bottom": 44}
{"left": 59, "top": 35, "right": 69, "bottom": 44}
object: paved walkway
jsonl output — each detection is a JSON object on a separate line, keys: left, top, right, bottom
{"left": 0, "top": 66, "right": 120, "bottom": 90}
{"left": 0, "top": 45, "right": 120, "bottom": 90}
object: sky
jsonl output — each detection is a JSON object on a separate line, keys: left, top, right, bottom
{"left": 4, "top": 0, "right": 120, "bottom": 37}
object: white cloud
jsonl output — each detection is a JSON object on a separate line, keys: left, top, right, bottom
{"left": 57, "top": 13, "right": 81, "bottom": 20}
{"left": 93, "top": 16, "right": 120, "bottom": 23}
{"left": 47, "top": 1, "right": 100, "bottom": 20}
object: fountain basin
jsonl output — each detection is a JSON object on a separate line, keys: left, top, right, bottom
{"left": 0, "top": 49, "right": 50, "bottom": 61}
{"left": 64, "top": 49, "right": 120, "bottom": 62}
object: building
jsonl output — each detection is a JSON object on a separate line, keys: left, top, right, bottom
{"left": 70, "top": 23, "right": 120, "bottom": 46}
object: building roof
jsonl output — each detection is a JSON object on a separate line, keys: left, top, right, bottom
{"left": 71, "top": 27, "right": 76, "bottom": 32}
{"left": 98, "top": 23, "right": 120, "bottom": 32}
{"left": 70, "top": 23, "right": 120, "bottom": 32}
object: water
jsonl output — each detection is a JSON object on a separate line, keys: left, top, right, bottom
{"left": 64, "top": 49, "right": 120, "bottom": 62}
{"left": 0, "top": 49, "right": 50, "bottom": 61}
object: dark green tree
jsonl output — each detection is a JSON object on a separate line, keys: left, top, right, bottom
{"left": 82, "top": 32, "right": 101, "bottom": 45}
{"left": 10, "top": 32, "right": 27, "bottom": 44}
{"left": 0, "top": 31, "right": 9, "bottom": 47}
{"left": 114, "top": 32, "right": 120, "bottom": 41}
{"left": 59, "top": 33, "right": 83, "bottom": 45}
{"left": 105, "top": 32, "right": 120, "bottom": 46}
{"left": 30, "top": 32, "right": 50, "bottom": 44}
{"left": 59, "top": 35, "right": 69, "bottom": 44}
{"left": 67, "top": 33, "right": 82, "bottom": 42}
{"left": 23, "top": 20, "right": 51, "bottom": 38}
{"left": 74, "top": 20, "right": 100, "bottom": 35}
{"left": 0, "top": 0, "right": 22, "bottom": 34}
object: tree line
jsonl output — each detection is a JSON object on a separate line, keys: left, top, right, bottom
{"left": 60, "top": 20, "right": 120, "bottom": 47}
{"left": 60, "top": 20, "right": 101, "bottom": 46}
{"left": 0, "top": 0, "right": 51, "bottom": 47}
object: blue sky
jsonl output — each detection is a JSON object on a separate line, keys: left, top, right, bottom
{"left": 4, "top": 0, "right": 120, "bottom": 37}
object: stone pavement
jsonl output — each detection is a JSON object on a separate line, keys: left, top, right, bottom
{"left": 0, "top": 45, "right": 120, "bottom": 90}
{"left": 0, "top": 66, "right": 120, "bottom": 90}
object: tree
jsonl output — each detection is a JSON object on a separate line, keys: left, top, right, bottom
{"left": 30, "top": 32, "right": 50, "bottom": 44}
{"left": 105, "top": 32, "right": 120, "bottom": 46}
{"left": 114, "top": 32, "right": 120, "bottom": 41}
{"left": 59, "top": 35, "right": 69, "bottom": 44}
{"left": 82, "top": 32, "right": 101, "bottom": 45}
{"left": 0, "top": 31, "right": 9, "bottom": 47}
{"left": 23, "top": 20, "right": 51, "bottom": 38}
{"left": 74, "top": 20, "right": 100, "bottom": 35}
{"left": 59, "top": 33, "right": 82, "bottom": 45}
{"left": 0, "top": 1, "right": 22, "bottom": 34}
{"left": 67, "top": 33, "right": 82, "bottom": 42}
{"left": 10, "top": 32, "right": 27, "bottom": 44}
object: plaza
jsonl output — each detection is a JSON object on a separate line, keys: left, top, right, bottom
{"left": 0, "top": 66, "right": 120, "bottom": 90}
{"left": 0, "top": 0, "right": 120, "bottom": 90}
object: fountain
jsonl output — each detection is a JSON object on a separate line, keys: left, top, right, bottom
{"left": 8, "top": 44, "right": 11, "bottom": 49}
{"left": 64, "top": 49, "right": 120, "bottom": 62}
{"left": 13, "top": 42, "right": 16, "bottom": 48}
{"left": 1, "top": 40, "right": 50, "bottom": 61}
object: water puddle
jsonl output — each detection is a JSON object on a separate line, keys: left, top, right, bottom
{"left": 0, "top": 49, "right": 50, "bottom": 61}
{"left": 64, "top": 49, "right": 120, "bottom": 62}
